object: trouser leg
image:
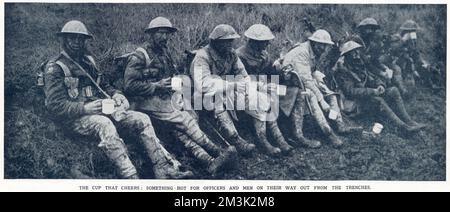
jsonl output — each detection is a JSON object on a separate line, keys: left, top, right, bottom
{"left": 267, "top": 120, "right": 293, "bottom": 153}
{"left": 289, "top": 91, "right": 322, "bottom": 148}
{"left": 383, "top": 87, "right": 416, "bottom": 125}
{"left": 213, "top": 110, "right": 255, "bottom": 154}
{"left": 73, "top": 115, "right": 137, "bottom": 179}
{"left": 307, "top": 92, "right": 343, "bottom": 147}
{"left": 117, "top": 111, "right": 192, "bottom": 179}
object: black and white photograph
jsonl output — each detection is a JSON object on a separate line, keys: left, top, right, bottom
{"left": 1, "top": 0, "right": 447, "bottom": 192}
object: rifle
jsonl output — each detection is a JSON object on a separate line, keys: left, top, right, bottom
{"left": 303, "top": 18, "right": 316, "bottom": 33}
{"left": 187, "top": 109, "right": 232, "bottom": 147}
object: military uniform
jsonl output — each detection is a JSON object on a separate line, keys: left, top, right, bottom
{"left": 44, "top": 50, "right": 186, "bottom": 179}
{"left": 123, "top": 42, "right": 236, "bottom": 175}
{"left": 236, "top": 43, "right": 293, "bottom": 153}
{"left": 281, "top": 40, "right": 341, "bottom": 145}
{"left": 391, "top": 32, "right": 439, "bottom": 89}
{"left": 190, "top": 41, "right": 280, "bottom": 154}
{"left": 334, "top": 53, "right": 424, "bottom": 132}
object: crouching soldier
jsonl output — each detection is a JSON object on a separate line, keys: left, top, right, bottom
{"left": 334, "top": 41, "right": 426, "bottom": 134}
{"left": 123, "top": 17, "right": 237, "bottom": 176}
{"left": 281, "top": 30, "right": 344, "bottom": 147}
{"left": 44, "top": 20, "right": 193, "bottom": 179}
{"left": 236, "top": 24, "right": 293, "bottom": 154}
{"left": 190, "top": 24, "right": 285, "bottom": 156}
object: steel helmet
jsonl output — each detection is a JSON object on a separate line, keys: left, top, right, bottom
{"left": 209, "top": 24, "right": 241, "bottom": 40}
{"left": 145, "top": 16, "right": 177, "bottom": 33}
{"left": 340, "top": 40, "right": 363, "bottom": 56}
{"left": 400, "top": 20, "right": 420, "bottom": 31}
{"left": 357, "top": 18, "right": 380, "bottom": 29}
{"left": 244, "top": 24, "right": 275, "bottom": 41}
{"left": 57, "top": 20, "right": 92, "bottom": 38}
{"left": 308, "top": 29, "right": 334, "bottom": 45}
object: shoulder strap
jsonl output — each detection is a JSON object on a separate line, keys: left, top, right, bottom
{"left": 55, "top": 60, "right": 72, "bottom": 77}
{"left": 61, "top": 51, "right": 111, "bottom": 99}
{"left": 136, "top": 47, "right": 153, "bottom": 67}
{"left": 85, "top": 55, "right": 98, "bottom": 70}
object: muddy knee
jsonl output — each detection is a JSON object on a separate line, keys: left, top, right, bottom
{"left": 126, "top": 111, "right": 154, "bottom": 132}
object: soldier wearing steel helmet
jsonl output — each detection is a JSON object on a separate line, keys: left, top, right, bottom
{"left": 43, "top": 20, "right": 193, "bottom": 179}
{"left": 190, "top": 24, "right": 288, "bottom": 156}
{"left": 281, "top": 29, "right": 344, "bottom": 148}
{"left": 351, "top": 18, "right": 399, "bottom": 91}
{"left": 334, "top": 40, "right": 426, "bottom": 134}
{"left": 390, "top": 20, "right": 442, "bottom": 89}
{"left": 236, "top": 24, "right": 293, "bottom": 154}
{"left": 122, "top": 17, "right": 237, "bottom": 176}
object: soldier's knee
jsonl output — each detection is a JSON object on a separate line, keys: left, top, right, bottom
{"left": 387, "top": 87, "right": 401, "bottom": 97}
{"left": 127, "top": 111, "right": 153, "bottom": 130}
{"left": 93, "top": 115, "right": 116, "bottom": 129}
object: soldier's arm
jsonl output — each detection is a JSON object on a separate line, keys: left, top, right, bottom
{"left": 233, "top": 57, "right": 250, "bottom": 79}
{"left": 287, "top": 50, "right": 327, "bottom": 104}
{"left": 191, "top": 53, "right": 232, "bottom": 95}
{"left": 336, "top": 70, "right": 377, "bottom": 98}
{"left": 123, "top": 54, "right": 159, "bottom": 97}
{"left": 264, "top": 56, "right": 283, "bottom": 77}
{"left": 100, "top": 73, "right": 122, "bottom": 97}
{"left": 43, "top": 63, "right": 86, "bottom": 119}
{"left": 373, "top": 76, "right": 387, "bottom": 89}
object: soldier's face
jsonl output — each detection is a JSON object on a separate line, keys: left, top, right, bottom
{"left": 402, "top": 31, "right": 418, "bottom": 50}
{"left": 248, "top": 39, "right": 270, "bottom": 52}
{"left": 211, "top": 39, "right": 235, "bottom": 55}
{"left": 63, "top": 34, "right": 87, "bottom": 53}
{"left": 311, "top": 42, "right": 327, "bottom": 56}
{"left": 360, "top": 27, "right": 376, "bottom": 40}
{"left": 346, "top": 49, "right": 363, "bottom": 66}
{"left": 152, "top": 28, "right": 172, "bottom": 47}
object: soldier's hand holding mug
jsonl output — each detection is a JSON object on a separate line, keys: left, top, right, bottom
{"left": 112, "top": 93, "right": 130, "bottom": 111}
{"left": 156, "top": 77, "right": 172, "bottom": 91}
{"left": 374, "top": 85, "right": 385, "bottom": 96}
{"left": 83, "top": 99, "right": 103, "bottom": 115}
{"left": 319, "top": 100, "right": 331, "bottom": 112}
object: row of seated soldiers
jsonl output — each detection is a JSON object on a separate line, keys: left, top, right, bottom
{"left": 40, "top": 17, "right": 433, "bottom": 179}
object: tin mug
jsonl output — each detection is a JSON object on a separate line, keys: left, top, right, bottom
{"left": 102, "top": 99, "right": 116, "bottom": 115}
{"left": 372, "top": 123, "right": 384, "bottom": 134}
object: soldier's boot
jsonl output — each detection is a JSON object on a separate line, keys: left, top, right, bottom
{"left": 377, "top": 98, "right": 422, "bottom": 133}
{"left": 140, "top": 129, "right": 194, "bottom": 179}
{"left": 180, "top": 116, "right": 223, "bottom": 157}
{"left": 127, "top": 174, "right": 140, "bottom": 179}
{"left": 385, "top": 88, "right": 427, "bottom": 130}
{"left": 206, "top": 146, "right": 238, "bottom": 176}
{"left": 253, "top": 119, "right": 282, "bottom": 156}
{"left": 102, "top": 142, "right": 139, "bottom": 179}
{"left": 334, "top": 119, "right": 363, "bottom": 135}
{"left": 96, "top": 129, "right": 138, "bottom": 179}
{"left": 215, "top": 111, "right": 255, "bottom": 154}
{"left": 193, "top": 133, "right": 239, "bottom": 168}
{"left": 327, "top": 131, "right": 344, "bottom": 148}
{"left": 177, "top": 132, "right": 236, "bottom": 175}
{"left": 267, "top": 121, "right": 293, "bottom": 154}
{"left": 309, "top": 97, "right": 343, "bottom": 147}
{"left": 289, "top": 103, "right": 321, "bottom": 149}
